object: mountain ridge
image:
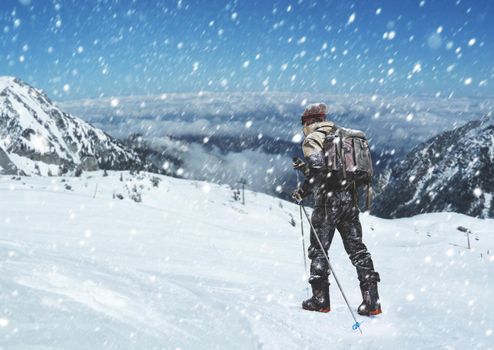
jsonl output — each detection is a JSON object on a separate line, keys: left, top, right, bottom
{"left": 0, "top": 77, "right": 141, "bottom": 175}
{"left": 373, "top": 115, "right": 494, "bottom": 218}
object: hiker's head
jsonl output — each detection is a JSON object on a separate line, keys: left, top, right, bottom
{"left": 300, "top": 103, "right": 327, "bottom": 126}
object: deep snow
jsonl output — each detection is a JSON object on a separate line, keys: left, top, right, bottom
{"left": 0, "top": 172, "right": 492, "bottom": 349}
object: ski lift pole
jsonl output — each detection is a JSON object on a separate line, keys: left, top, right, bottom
{"left": 238, "top": 178, "right": 248, "bottom": 205}
{"left": 299, "top": 203, "right": 363, "bottom": 334}
{"left": 457, "top": 226, "right": 472, "bottom": 249}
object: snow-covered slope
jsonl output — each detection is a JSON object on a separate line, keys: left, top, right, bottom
{"left": 0, "top": 172, "right": 492, "bottom": 349}
{"left": 0, "top": 77, "right": 140, "bottom": 175}
{"left": 374, "top": 116, "right": 494, "bottom": 219}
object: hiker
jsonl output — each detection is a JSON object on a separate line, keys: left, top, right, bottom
{"left": 292, "top": 102, "right": 382, "bottom": 316}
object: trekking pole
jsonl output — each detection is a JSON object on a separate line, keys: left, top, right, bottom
{"left": 295, "top": 170, "right": 309, "bottom": 297}
{"left": 299, "top": 205, "right": 309, "bottom": 297}
{"left": 299, "top": 203, "right": 363, "bottom": 334}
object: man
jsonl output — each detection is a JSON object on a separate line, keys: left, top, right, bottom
{"left": 292, "top": 102, "right": 382, "bottom": 316}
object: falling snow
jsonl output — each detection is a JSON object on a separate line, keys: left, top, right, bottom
{"left": 0, "top": 1, "right": 493, "bottom": 347}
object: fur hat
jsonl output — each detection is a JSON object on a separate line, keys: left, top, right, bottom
{"left": 301, "top": 102, "right": 327, "bottom": 124}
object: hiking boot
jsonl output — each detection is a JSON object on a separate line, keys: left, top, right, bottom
{"left": 302, "top": 281, "right": 330, "bottom": 313}
{"left": 357, "top": 282, "right": 382, "bottom": 316}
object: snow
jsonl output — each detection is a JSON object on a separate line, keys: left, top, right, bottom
{"left": 0, "top": 172, "right": 493, "bottom": 349}
{"left": 0, "top": 76, "right": 16, "bottom": 90}
{"left": 6, "top": 153, "right": 59, "bottom": 175}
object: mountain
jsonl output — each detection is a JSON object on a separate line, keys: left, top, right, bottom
{"left": 0, "top": 77, "right": 141, "bottom": 175}
{"left": 373, "top": 116, "right": 494, "bottom": 218}
{"left": 0, "top": 171, "right": 492, "bottom": 349}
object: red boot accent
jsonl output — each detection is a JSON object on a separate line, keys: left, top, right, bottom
{"left": 303, "top": 307, "right": 331, "bottom": 313}
{"left": 369, "top": 308, "right": 382, "bottom": 315}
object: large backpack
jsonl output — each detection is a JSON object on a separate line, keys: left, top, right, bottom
{"left": 323, "top": 126, "right": 373, "bottom": 209}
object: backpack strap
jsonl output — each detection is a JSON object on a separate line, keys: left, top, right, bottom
{"left": 335, "top": 128, "right": 347, "bottom": 179}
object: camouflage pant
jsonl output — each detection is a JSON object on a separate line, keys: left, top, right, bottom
{"left": 308, "top": 190, "right": 380, "bottom": 287}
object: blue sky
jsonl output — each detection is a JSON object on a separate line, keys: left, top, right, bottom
{"left": 1, "top": 0, "right": 493, "bottom": 100}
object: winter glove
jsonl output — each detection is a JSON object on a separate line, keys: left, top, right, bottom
{"left": 293, "top": 157, "right": 310, "bottom": 177}
{"left": 291, "top": 187, "right": 307, "bottom": 203}
{"left": 292, "top": 157, "right": 306, "bottom": 170}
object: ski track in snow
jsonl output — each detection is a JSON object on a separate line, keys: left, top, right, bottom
{"left": 0, "top": 171, "right": 493, "bottom": 349}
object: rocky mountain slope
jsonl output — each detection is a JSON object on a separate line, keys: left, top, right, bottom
{"left": 0, "top": 77, "right": 141, "bottom": 175}
{"left": 373, "top": 116, "right": 494, "bottom": 218}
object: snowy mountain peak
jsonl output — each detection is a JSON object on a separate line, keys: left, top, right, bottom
{"left": 0, "top": 76, "right": 16, "bottom": 88}
{"left": 0, "top": 77, "right": 140, "bottom": 175}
